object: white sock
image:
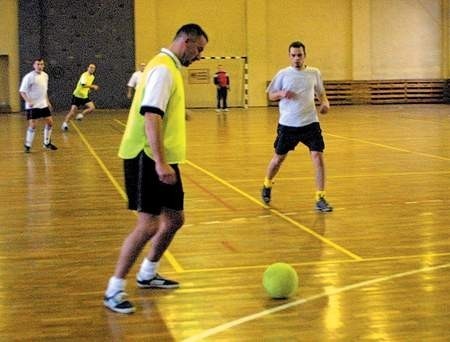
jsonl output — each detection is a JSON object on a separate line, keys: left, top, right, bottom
{"left": 137, "top": 259, "right": 159, "bottom": 281}
{"left": 44, "top": 125, "right": 52, "bottom": 145}
{"left": 105, "top": 276, "right": 126, "bottom": 298}
{"left": 25, "top": 127, "right": 35, "bottom": 147}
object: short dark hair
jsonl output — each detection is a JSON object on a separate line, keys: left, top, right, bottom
{"left": 33, "top": 58, "right": 44, "bottom": 63}
{"left": 289, "top": 41, "right": 306, "bottom": 54}
{"left": 175, "top": 23, "right": 208, "bottom": 42}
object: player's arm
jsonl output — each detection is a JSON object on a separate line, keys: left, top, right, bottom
{"left": 144, "top": 113, "right": 176, "bottom": 185}
{"left": 268, "top": 90, "right": 295, "bottom": 101}
{"left": 46, "top": 95, "right": 53, "bottom": 112}
{"left": 317, "top": 91, "right": 329, "bottom": 114}
{"left": 141, "top": 66, "right": 176, "bottom": 184}
{"left": 19, "top": 91, "right": 33, "bottom": 107}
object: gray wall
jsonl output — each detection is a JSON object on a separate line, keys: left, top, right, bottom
{"left": 19, "top": 0, "right": 135, "bottom": 110}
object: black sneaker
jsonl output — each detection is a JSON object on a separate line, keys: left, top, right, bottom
{"left": 136, "top": 274, "right": 179, "bottom": 289}
{"left": 261, "top": 186, "right": 271, "bottom": 204}
{"left": 43, "top": 142, "right": 58, "bottom": 150}
{"left": 315, "top": 196, "right": 333, "bottom": 212}
{"left": 103, "top": 291, "right": 135, "bottom": 314}
{"left": 24, "top": 145, "right": 31, "bottom": 153}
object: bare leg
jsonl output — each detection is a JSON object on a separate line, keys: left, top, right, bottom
{"left": 310, "top": 151, "right": 325, "bottom": 191}
{"left": 265, "top": 153, "right": 287, "bottom": 182}
{"left": 81, "top": 101, "right": 95, "bottom": 116}
{"left": 113, "top": 209, "right": 184, "bottom": 279}
{"left": 63, "top": 105, "right": 78, "bottom": 123}
{"left": 146, "top": 208, "right": 184, "bottom": 262}
{"left": 113, "top": 212, "right": 158, "bottom": 279}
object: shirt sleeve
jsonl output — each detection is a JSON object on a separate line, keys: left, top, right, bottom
{"left": 19, "top": 73, "right": 30, "bottom": 92}
{"left": 314, "top": 69, "right": 325, "bottom": 95}
{"left": 266, "top": 70, "right": 283, "bottom": 93}
{"left": 127, "top": 72, "right": 137, "bottom": 88}
{"left": 79, "top": 73, "right": 88, "bottom": 86}
{"left": 140, "top": 65, "right": 172, "bottom": 115}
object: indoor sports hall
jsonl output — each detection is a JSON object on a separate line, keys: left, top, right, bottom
{"left": 1, "top": 1, "right": 449, "bottom": 340}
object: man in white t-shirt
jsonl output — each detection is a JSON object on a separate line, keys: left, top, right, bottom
{"left": 126, "top": 63, "right": 146, "bottom": 99}
{"left": 262, "top": 41, "right": 332, "bottom": 212}
{"left": 19, "top": 58, "right": 57, "bottom": 152}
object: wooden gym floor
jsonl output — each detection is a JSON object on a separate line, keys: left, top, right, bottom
{"left": 0, "top": 104, "right": 449, "bottom": 341}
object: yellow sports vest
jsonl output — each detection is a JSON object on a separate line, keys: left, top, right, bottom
{"left": 118, "top": 52, "right": 186, "bottom": 163}
{"left": 73, "top": 72, "right": 95, "bottom": 99}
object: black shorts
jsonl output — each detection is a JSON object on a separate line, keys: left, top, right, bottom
{"left": 26, "top": 107, "right": 51, "bottom": 120}
{"left": 273, "top": 122, "right": 325, "bottom": 154}
{"left": 124, "top": 151, "right": 184, "bottom": 215}
{"left": 71, "top": 95, "right": 92, "bottom": 108}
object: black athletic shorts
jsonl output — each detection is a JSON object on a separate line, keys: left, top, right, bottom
{"left": 124, "top": 151, "right": 184, "bottom": 215}
{"left": 273, "top": 122, "right": 325, "bottom": 155}
{"left": 26, "top": 107, "right": 51, "bottom": 120}
{"left": 71, "top": 95, "right": 92, "bottom": 108}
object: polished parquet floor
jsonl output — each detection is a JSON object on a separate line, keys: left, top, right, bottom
{"left": 1, "top": 104, "right": 449, "bottom": 341}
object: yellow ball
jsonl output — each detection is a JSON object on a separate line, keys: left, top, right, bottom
{"left": 263, "top": 263, "right": 298, "bottom": 299}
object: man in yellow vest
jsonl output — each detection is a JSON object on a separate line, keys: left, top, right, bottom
{"left": 104, "top": 23, "right": 208, "bottom": 314}
{"left": 61, "top": 63, "right": 99, "bottom": 131}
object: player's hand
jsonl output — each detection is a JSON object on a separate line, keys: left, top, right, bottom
{"left": 92, "top": 85, "right": 100, "bottom": 91}
{"left": 155, "top": 162, "right": 177, "bottom": 185}
{"left": 282, "top": 90, "right": 295, "bottom": 99}
{"left": 319, "top": 103, "right": 329, "bottom": 114}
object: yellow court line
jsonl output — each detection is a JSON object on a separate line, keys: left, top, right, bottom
{"left": 115, "top": 118, "right": 361, "bottom": 260}
{"left": 71, "top": 121, "right": 184, "bottom": 273}
{"left": 186, "top": 160, "right": 362, "bottom": 261}
{"left": 165, "top": 251, "right": 450, "bottom": 274}
{"left": 326, "top": 132, "right": 450, "bottom": 161}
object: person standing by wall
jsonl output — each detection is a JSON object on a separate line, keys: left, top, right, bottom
{"left": 213, "top": 64, "right": 230, "bottom": 112}
{"left": 103, "top": 23, "right": 208, "bottom": 314}
{"left": 61, "top": 64, "right": 99, "bottom": 131}
{"left": 261, "top": 41, "right": 332, "bottom": 212}
{"left": 20, "top": 58, "right": 57, "bottom": 152}
{"left": 127, "top": 62, "right": 146, "bottom": 100}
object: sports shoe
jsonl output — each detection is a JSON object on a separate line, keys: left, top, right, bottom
{"left": 103, "top": 291, "right": 135, "bottom": 314}
{"left": 215, "top": 109, "right": 221, "bottom": 113}
{"left": 261, "top": 186, "right": 271, "bottom": 204}
{"left": 315, "top": 196, "right": 333, "bottom": 212}
{"left": 24, "top": 145, "right": 31, "bottom": 153}
{"left": 75, "top": 113, "right": 84, "bottom": 120}
{"left": 136, "top": 274, "right": 179, "bottom": 289}
{"left": 43, "top": 142, "right": 58, "bottom": 150}
{"left": 61, "top": 122, "right": 69, "bottom": 131}
{"left": 223, "top": 108, "right": 229, "bottom": 112}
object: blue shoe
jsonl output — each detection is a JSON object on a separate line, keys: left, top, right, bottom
{"left": 136, "top": 274, "right": 179, "bottom": 289}
{"left": 261, "top": 186, "right": 271, "bottom": 204}
{"left": 315, "top": 197, "right": 333, "bottom": 212}
{"left": 103, "top": 291, "right": 135, "bottom": 314}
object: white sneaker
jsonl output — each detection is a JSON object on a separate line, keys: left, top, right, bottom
{"left": 75, "top": 113, "right": 84, "bottom": 120}
{"left": 61, "top": 122, "right": 68, "bottom": 131}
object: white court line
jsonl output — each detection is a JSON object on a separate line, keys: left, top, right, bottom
{"left": 182, "top": 262, "right": 450, "bottom": 342}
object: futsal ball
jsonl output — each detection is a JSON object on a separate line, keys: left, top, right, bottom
{"left": 263, "top": 262, "right": 298, "bottom": 299}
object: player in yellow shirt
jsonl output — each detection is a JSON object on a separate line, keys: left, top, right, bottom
{"left": 103, "top": 24, "right": 208, "bottom": 314}
{"left": 61, "top": 64, "right": 99, "bottom": 131}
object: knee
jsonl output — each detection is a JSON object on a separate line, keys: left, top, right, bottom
{"left": 165, "top": 212, "right": 185, "bottom": 233}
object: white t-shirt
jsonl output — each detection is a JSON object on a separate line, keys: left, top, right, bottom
{"left": 19, "top": 71, "right": 49, "bottom": 109}
{"left": 267, "top": 66, "right": 325, "bottom": 127}
{"left": 127, "top": 70, "right": 143, "bottom": 89}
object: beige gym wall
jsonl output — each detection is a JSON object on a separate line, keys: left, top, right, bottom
{"left": 1, "top": 0, "right": 448, "bottom": 111}
{"left": 0, "top": 0, "right": 20, "bottom": 112}
{"left": 135, "top": 0, "right": 449, "bottom": 107}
